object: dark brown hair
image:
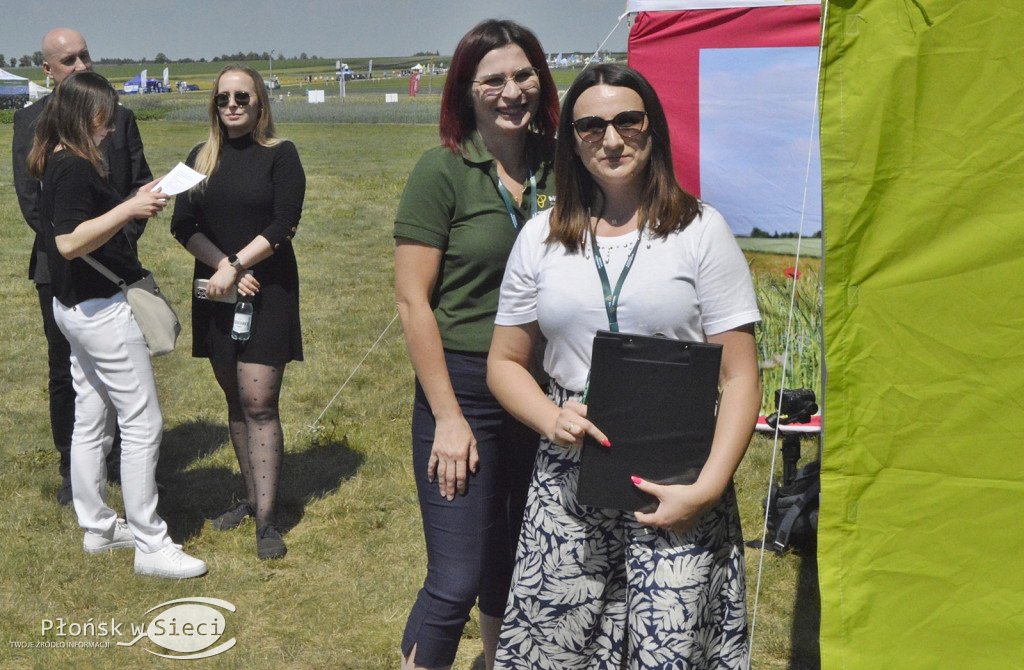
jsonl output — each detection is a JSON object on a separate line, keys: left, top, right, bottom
{"left": 27, "top": 71, "right": 118, "bottom": 180}
{"left": 547, "top": 63, "right": 702, "bottom": 252}
{"left": 439, "top": 19, "right": 558, "bottom": 153}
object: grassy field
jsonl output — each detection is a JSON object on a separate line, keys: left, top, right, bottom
{"left": 738, "top": 237, "right": 821, "bottom": 259}
{"left": 0, "top": 118, "right": 820, "bottom": 669}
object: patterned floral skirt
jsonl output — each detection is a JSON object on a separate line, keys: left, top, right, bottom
{"left": 494, "top": 383, "right": 749, "bottom": 670}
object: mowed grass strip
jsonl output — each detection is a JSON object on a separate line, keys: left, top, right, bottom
{"left": 0, "top": 120, "right": 817, "bottom": 669}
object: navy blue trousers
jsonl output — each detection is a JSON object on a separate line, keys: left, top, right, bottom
{"left": 402, "top": 351, "right": 537, "bottom": 668}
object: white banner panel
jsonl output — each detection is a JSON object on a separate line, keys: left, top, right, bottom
{"left": 627, "top": 0, "right": 817, "bottom": 10}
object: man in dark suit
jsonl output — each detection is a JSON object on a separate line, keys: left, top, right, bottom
{"left": 12, "top": 28, "right": 153, "bottom": 505}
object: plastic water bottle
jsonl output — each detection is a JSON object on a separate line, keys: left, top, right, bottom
{"left": 232, "top": 296, "right": 253, "bottom": 341}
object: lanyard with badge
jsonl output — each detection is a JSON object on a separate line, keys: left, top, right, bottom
{"left": 583, "top": 225, "right": 643, "bottom": 401}
{"left": 497, "top": 171, "right": 537, "bottom": 230}
{"left": 590, "top": 227, "right": 643, "bottom": 332}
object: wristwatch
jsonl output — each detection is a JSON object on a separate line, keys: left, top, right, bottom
{"left": 227, "top": 254, "right": 243, "bottom": 270}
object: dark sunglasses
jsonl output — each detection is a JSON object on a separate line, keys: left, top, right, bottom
{"left": 215, "top": 91, "right": 252, "bottom": 108}
{"left": 572, "top": 111, "right": 648, "bottom": 143}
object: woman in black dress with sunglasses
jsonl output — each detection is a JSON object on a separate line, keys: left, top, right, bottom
{"left": 171, "top": 64, "right": 305, "bottom": 560}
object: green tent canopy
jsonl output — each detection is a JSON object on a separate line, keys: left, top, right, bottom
{"left": 819, "top": 1, "right": 1024, "bottom": 666}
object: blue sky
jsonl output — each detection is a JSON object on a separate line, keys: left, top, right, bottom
{"left": 700, "top": 46, "right": 822, "bottom": 235}
{"left": 3, "top": 0, "right": 630, "bottom": 64}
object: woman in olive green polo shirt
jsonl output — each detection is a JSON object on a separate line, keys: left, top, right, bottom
{"left": 393, "top": 19, "right": 558, "bottom": 670}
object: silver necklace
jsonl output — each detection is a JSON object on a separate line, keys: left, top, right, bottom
{"left": 588, "top": 229, "right": 649, "bottom": 263}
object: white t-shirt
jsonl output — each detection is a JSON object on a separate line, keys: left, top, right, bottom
{"left": 496, "top": 205, "right": 761, "bottom": 392}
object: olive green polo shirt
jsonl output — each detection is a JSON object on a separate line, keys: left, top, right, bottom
{"left": 394, "top": 132, "right": 555, "bottom": 353}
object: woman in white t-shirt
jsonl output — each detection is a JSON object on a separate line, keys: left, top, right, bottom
{"left": 487, "top": 64, "right": 762, "bottom": 669}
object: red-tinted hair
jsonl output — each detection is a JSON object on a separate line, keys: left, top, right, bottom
{"left": 439, "top": 19, "right": 558, "bottom": 153}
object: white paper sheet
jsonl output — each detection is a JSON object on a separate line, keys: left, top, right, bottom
{"left": 153, "top": 162, "right": 206, "bottom": 196}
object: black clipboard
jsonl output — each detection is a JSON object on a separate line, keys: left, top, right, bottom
{"left": 576, "top": 330, "right": 722, "bottom": 511}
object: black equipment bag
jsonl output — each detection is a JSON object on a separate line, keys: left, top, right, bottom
{"left": 764, "top": 460, "right": 820, "bottom": 553}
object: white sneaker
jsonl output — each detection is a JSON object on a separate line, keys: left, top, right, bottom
{"left": 83, "top": 519, "right": 135, "bottom": 554}
{"left": 134, "top": 543, "right": 208, "bottom": 579}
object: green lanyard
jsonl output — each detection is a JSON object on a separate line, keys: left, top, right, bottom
{"left": 497, "top": 170, "right": 537, "bottom": 231}
{"left": 583, "top": 228, "right": 642, "bottom": 402}
{"left": 590, "top": 228, "right": 643, "bottom": 333}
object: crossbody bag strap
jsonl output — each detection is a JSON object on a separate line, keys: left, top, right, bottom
{"left": 79, "top": 253, "right": 128, "bottom": 290}
{"left": 45, "top": 202, "right": 128, "bottom": 290}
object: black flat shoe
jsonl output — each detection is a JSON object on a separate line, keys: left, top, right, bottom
{"left": 211, "top": 501, "right": 254, "bottom": 530}
{"left": 256, "top": 525, "right": 286, "bottom": 560}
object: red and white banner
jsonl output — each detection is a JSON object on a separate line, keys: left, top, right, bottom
{"left": 627, "top": 2, "right": 821, "bottom": 235}
{"left": 628, "top": 0, "right": 817, "bottom": 9}
{"left": 408, "top": 73, "right": 420, "bottom": 97}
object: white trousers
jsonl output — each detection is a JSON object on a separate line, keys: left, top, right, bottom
{"left": 53, "top": 294, "right": 170, "bottom": 553}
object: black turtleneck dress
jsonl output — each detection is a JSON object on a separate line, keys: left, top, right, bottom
{"left": 170, "top": 134, "right": 305, "bottom": 365}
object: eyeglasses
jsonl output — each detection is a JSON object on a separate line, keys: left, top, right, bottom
{"left": 473, "top": 67, "right": 540, "bottom": 96}
{"left": 215, "top": 91, "right": 252, "bottom": 108}
{"left": 572, "top": 111, "right": 648, "bottom": 143}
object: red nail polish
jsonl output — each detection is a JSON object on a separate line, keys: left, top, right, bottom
{"left": 631, "top": 475, "right": 642, "bottom": 485}
{"left": 601, "top": 438, "right": 611, "bottom": 447}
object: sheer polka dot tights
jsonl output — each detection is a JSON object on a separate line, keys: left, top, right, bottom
{"left": 212, "top": 361, "right": 285, "bottom": 529}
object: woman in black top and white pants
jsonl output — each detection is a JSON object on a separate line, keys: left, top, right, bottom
{"left": 28, "top": 71, "right": 206, "bottom": 579}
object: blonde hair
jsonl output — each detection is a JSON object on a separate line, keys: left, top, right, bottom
{"left": 192, "top": 64, "right": 281, "bottom": 179}
{"left": 28, "top": 71, "right": 117, "bottom": 180}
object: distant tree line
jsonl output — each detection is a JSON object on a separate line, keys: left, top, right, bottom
{"left": 749, "top": 227, "right": 823, "bottom": 239}
{"left": 208, "top": 51, "right": 322, "bottom": 63}
{"left": 0, "top": 51, "right": 324, "bottom": 68}
{"left": 0, "top": 52, "right": 44, "bottom": 68}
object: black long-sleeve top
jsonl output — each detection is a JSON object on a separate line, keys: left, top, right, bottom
{"left": 170, "top": 134, "right": 304, "bottom": 279}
